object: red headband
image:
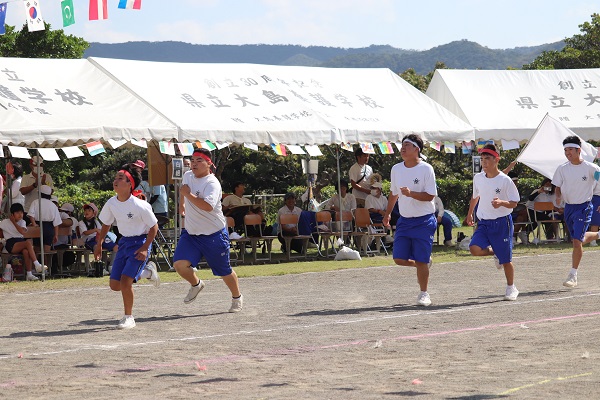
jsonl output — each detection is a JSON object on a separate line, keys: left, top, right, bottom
{"left": 193, "top": 152, "right": 213, "bottom": 166}
{"left": 119, "top": 170, "right": 135, "bottom": 192}
{"left": 479, "top": 148, "right": 500, "bottom": 159}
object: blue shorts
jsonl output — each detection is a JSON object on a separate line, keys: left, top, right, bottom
{"left": 470, "top": 215, "right": 513, "bottom": 265}
{"left": 109, "top": 235, "right": 151, "bottom": 281}
{"left": 85, "top": 236, "right": 118, "bottom": 251}
{"left": 590, "top": 195, "right": 600, "bottom": 226}
{"left": 173, "top": 228, "right": 232, "bottom": 277}
{"left": 392, "top": 213, "right": 436, "bottom": 264}
{"left": 564, "top": 202, "right": 592, "bottom": 242}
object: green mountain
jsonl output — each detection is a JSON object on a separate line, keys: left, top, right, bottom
{"left": 84, "top": 40, "right": 564, "bottom": 74}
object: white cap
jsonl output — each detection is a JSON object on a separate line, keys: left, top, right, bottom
{"left": 40, "top": 185, "right": 52, "bottom": 196}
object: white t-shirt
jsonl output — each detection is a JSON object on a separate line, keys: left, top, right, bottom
{"left": 20, "top": 173, "right": 54, "bottom": 212}
{"left": 365, "top": 194, "right": 388, "bottom": 211}
{"left": 278, "top": 205, "right": 302, "bottom": 234}
{"left": 222, "top": 194, "right": 251, "bottom": 208}
{"left": 434, "top": 196, "right": 444, "bottom": 217}
{"left": 28, "top": 198, "right": 62, "bottom": 226}
{"left": 181, "top": 171, "right": 226, "bottom": 235}
{"left": 348, "top": 163, "right": 373, "bottom": 201}
{"left": 0, "top": 218, "right": 26, "bottom": 239}
{"left": 98, "top": 196, "right": 158, "bottom": 237}
{"left": 473, "top": 172, "right": 520, "bottom": 220}
{"left": 11, "top": 177, "right": 24, "bottom": 205}
{"left": 526, "top": 190, "right": 558, "bottom": 210}
{"left": 390, "top": 161, "right": 437, "bottom": 218}
{"left": 327, "top": 193, "right": 357, "bottom": 211}
{"left": 78, "top": 218, "right": 101, "bottom": 242}
{"left": 552, "top": 160, "right": 600, "bottom": 205}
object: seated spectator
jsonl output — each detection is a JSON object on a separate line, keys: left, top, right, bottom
{"left": 365, "top": 182, "right": 387, "bottom": 224}
{"left": 52, "top": 202, "right": 77, "bottom": 272}
{"left": 327, "top": 179, "right": 356, "bottom": 232}
{"left": 150, "top": 184, "right": 168, "bottom": 226}
{"left": 27, "top": 185, "right": 62, "bottom": 253}
{"left": 277, "top": 192, "right": 304, "bottom": 253}
{"left": 434, "top": 196, "right": 454, "bottom": 246}
{"left": 77, "top": 203, "right": 118, "bottom": 253}
{"left": 223, "top": 182, "right": 269, "bottom": 235}
{"left": 514, "top": 178, "right": 559, "bottom": 244}
{"left": 0, "top": 203, "right": 47, "bottom": 280}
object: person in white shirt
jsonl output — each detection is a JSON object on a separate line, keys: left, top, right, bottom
{"left": 552, "top": 135, "right": 600, "bottom": 288}
{"left": 28, "top": 185, "right": 62, "bottom": 253}
{"left": 466, "top": 144, "right": 520, "bottom": 301}
{"left": 172, "top": 148, "right": 243, "bottom": 313}
{"left": 20, "top": 156, "right": 53, "bottom": 216}
{"left": 277, "top": 192, "right": 304, "bottom": 253}
{"left": 383, "top": 134, "right": 437, "bottom": 307}
{"left": 94, "top": 164, "right": 160, "bottom": 330}
{"left": 9, "top": 162, "right": 25, "bottom": 207}
{"left": 349, "top": 148, "right": 373, "bottom": 208}
{"left": 365, "top": 181, "right": 387, "bottom": 224}
{"left": 327, "top": 179, "right": 356, "bottom": 232}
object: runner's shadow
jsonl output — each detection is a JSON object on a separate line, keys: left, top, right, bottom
{"left": 77, "top": 312, "right": 228, "bottom": 326}
{"left": 446, "top": 394, "right": 508, "bottom": 399}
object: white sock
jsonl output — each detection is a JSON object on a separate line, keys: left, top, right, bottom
{"left": 507, "top": 284, "right": 515, "bottom": 289}
{"left": 33, "top": 261, "right": 41, "bottom": 268}
{"left": 596, "top": 232, "right": 600, "bottom": 240}
{"left": 570, "top": 268, "right": 578, "bottom": 276}
{"left": 27, "top": 271, "right": 34, "bottom": 277}
{"left": 420, "top": 291, "right": 428, "bottom": 295}
{"left": 140, "top": 268, "right": 152, "bottom": 279}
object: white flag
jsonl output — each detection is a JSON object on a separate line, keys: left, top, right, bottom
{"left": 517, "top": 114, "right": 597, "bottom": 179}
{"left": 23, "top": 0, "right": 45, "bottom": 32}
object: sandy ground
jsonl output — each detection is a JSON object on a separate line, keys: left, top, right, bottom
{"left": 1, "top": 251, "right": 599, "bottom": 399}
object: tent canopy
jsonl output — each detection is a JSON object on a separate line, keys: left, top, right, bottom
{"left": 90, "top": 58, "right": 474, "bottom": 145}
{"left": 426, "top": 68, "right": 600, "bottom": 142}
{"left": 0, "top": 58, "right": 179, "bottom": 146}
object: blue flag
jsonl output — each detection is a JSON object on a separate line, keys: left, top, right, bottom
{"left": 0, "top": 3, "right": 7, "bottom": 35}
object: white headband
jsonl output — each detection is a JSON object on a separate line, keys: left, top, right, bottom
{"left": 402, "top": 138, "right": 420, "bottom": 150}
{"left": 563, "top": 143, "right": 581, "bottom": 149}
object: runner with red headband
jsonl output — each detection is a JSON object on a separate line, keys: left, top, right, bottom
{"left": 172, "top": 147, "right": 243, "bottom": 313}
{"left": 466, "top": 143, "right": 521, "bottom": 301}
{"left": 94, "top": 163, "right": 160, "bottom": 330}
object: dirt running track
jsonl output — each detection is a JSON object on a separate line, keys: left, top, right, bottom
{"left": 1, "top": 251, "right": 599, "bottom": 399}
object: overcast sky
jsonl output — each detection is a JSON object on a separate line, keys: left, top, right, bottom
{"left": 4, "top": 0, "right": 598, "bottom": 50}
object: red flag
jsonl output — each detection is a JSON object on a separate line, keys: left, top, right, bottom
{"left": 89, "top": 0, "right": 107, "bottom": 20}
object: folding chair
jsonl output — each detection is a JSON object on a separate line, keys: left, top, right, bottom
{"left": 314, "top": 211, "right": 337, "bottom": 258}
{"left": 227, "top": 216, "right": 249, "bottom": 265}
{"left": 334, "top": 211, "right": 354, "bottom": 245}
{"left": 244, "top": 214, "right": 277, "bottom": 264}
{"left": 278, "top": 213, "right": 311, "bottom": 261}
{"left": 351, "top": 208, "right": 388, "bottom": 256}
{"left": 512, "top": 202, "right": 534, "bottom": 244}
{"left": 533, "top": 202, "right": 563, "bottom": 244}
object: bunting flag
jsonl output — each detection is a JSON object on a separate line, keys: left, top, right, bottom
{"left": 304, "top": 145, "right": 322, "bottom": 157}
{"left": 86, "top": 141, "right": 105, "bottom": 156}
{"left": 444, "top": 141, "right": 456, "bottom": 154}
{"left": 24, "top": 0, "right": 45, "bottom": 32}
{"left": 107, "top": 139, "right": 127, "bottom": 149}
{"left": 215, "top": 142, "right": 230, "bottom": 150}
{"left": 130, "top": 139, "right": 147, "bottom": 148}
{"left": 429, "top": 141, "right": 441, "bottom": 151}
{"left": 271, "top": 144, "right": 287, "bottom": 156}
{"left": 0, "top": 3, "right": 7, "bottom": 35}
{"left": 501, "top": 139, "right": 520, "bottom": 151}
{"left": 461, "top": 141, "right": 472, "bottom": 154}
{"left": 61, "top": 0, "right": 75, "bottom": 27}
{"left": 476, "top": 140, "right": 494, "bottom": 150}
{"left": 340, "top": 142, "right": 353, "bottom": 152}
{"left": 177, "top": 142, "right": 194, "bottom": 156}
{"left": 244, "top": 143, "right": 258, "bottom": 151}
{"left": 378, "top": 142, "right": 394, "bottom": 155}
{"left": 286, "top": 145, "right": 306, "bottom": 155}
{"left": 61, "top": 146, "right": 85, "bottom": 158}
{"left": 38, "top": 148, "right": 60, "bottom": 161}
{"left": 8, "top": 146, "right": 30, "bottom": 159}
{"left": 118, "top": 0, "right": 141, "bottom": 9}
{"left": 196, "top": 140, "right": 217, "bottom": 150}
{"left": 360, "top": 143, "right": 376, "bottom": 154}
{"left": 89, "top": 0, "right": 107, "bottom": 20}
{"left": 159, "top": 141, "right": 175, "bottom": 155}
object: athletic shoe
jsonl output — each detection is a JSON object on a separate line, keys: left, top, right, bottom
{"left": 416, "top": 292, "right": 431, "bottom": 306}
{"left": 117, "top": 316, "right": 136, "bottom": 329}
{"left": 517, "top": 231, "right": 528, "bottom": 245}
{"left": 563, "top": 273, "right": 577, "bottom": 288}
{"left": 26, "top": 274, "right": 39, "bottom": 281}
{"left": 184, "top": 280, "right": 205, "bottom": 304}
{"left": 145, "top": 261, "right": 160, "bottom": 288}
{"left": 504, "top": 286, "right": 519, "bottom": 301}
{"left": 589, "top": 240, "right": 598, "bottom": 247}
{"left": 229, "top": 294, "right": 244, "bottom": 313}
{"left": 444, "top": 240, "right": 453, "bottom": 247}
{"left": 34, "top": 264, "right": 48, "bottom": 273}
{"left": 493, "top": 255, "right": 502, "bottom": 270}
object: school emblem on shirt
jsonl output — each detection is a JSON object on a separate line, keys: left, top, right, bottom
{"left": 195, "top": 190, "right": 200, "bottom": 197}
{"left": 495, "top": 188, "right": 501, "bottom": 194}
{"left": 413, "top": 178, "right": 419, "bottom": 184}
{"left": 127, "top": 212, "right": 133, "bottom": 219}
{"left": 582, "top": 176, "right": 587, "bottom": 181}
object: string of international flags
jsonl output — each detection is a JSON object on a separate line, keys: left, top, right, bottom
{"left": 0, "top": 0, "right": 141, "bottom": 35}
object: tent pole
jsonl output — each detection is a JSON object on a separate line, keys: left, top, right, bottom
{"left": 36, "top": 149, "right": 45, "bottom": 281}
{"left": 336, "top": 145, "right": 343, "bottom": 242}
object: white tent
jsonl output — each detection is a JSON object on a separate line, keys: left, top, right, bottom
{"left": 426, "top": 68, "right": 600, "bottom": 142}
{"left": 0, "top": 57, "right": 179, "bottom": 146}
{"left": 89, "top": 58, "right": 474, "bottom": 145}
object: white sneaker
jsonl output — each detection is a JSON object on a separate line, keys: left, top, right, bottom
{"left": 116, "top": 316, "right": 136, "bottom": 329}
{"left": 504, "top": 286, "right": 519, "bottom": 301}
{"left": 416, "top": 292, "right": 431, "bottom": 306}
{"left": 229, "top": 294, "right": 243, "bottom": 313}
{"left": 184, "top": 280, "right": 205, "bottom": 304}
{"left": 34, "top": 264, "right": 48, "bottom": 273}
{"left": 517, "top": 231, "right": 528, "bottom": 245}
{"left": 145, "top": 261, "right": 160, "bottom": 288}
{"left": 493, "top": 255, "right": 502, "bottom": 270}
{"left": 532, "top": 237, "right": 541, "bottom": 245}
{"left": 26, "top": 274, "right": 39, "bottom": 281}
{"left": 563, "top": 273, "right": 577, "bottom": 288}
{"left": 589, "top": 240, "right": 598, "bottom": 247}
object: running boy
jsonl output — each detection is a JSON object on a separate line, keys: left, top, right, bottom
{"left": 173, "top": 148, "right": 243, "bottom": 313}
{"left": 0, "top": 203, "right": 47, "bottom": 281}
{"left": 552, "top": 135, "right": 600, "bottom": 288}
{"left": 383, "top": 134, "right": 437, "bottom": 306}
{"left": 94, "top": 164, "right": 160, "bottom": 329}
{"left": 466, "top": 144, "right": 520, "bottom": 301}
